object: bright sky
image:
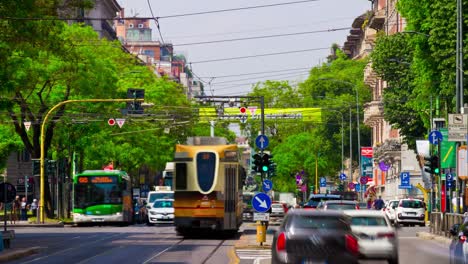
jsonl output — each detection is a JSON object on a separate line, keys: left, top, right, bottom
{"left": 117, "top": 0, "right": 371, "bottom": 96}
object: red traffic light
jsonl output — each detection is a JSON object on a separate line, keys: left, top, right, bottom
{"left": 239, "top": 107, "right": 246, "bottom": 114}
{"left": 108, "top": 118, "right": 116, "bottom": 126}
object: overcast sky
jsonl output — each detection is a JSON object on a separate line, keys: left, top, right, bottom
{"left": 117, "top": 0, "right": 371, "bottom": 96}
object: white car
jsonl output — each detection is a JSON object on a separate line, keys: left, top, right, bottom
{"left": 345, "top": 210, "right": 399, "bottom": 264}
{"left": 395, "top": 198, "right": 426, "bottom": 227}
{"left": 384, "top": 199, "right": 400, "bottom": 223}
{"left": 148, "top": 199, "right": 174, "bottom": 225}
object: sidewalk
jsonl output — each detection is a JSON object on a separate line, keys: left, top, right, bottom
{"left": 416, "top": 231, "right": 452, "bottom": 245}
{"left": 233, "top": 222, "right": 275, "bottom": 264}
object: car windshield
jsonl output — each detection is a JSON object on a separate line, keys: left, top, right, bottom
{"left": 327, "top": 203, "right": 356, "bottom": 210}
{"left": 153, "top": 200, "right": 173, "bottom": 208}
{"left": 351, "top": 216, "right": 387, "bottom": 226}
{"left": 148, "top": 192, "right": 174, "bottom": 203}
{"left": 401, "top": 200, "right": 424, "bottom": 208}
{"left": 292, "top": 215, "right": 350, "bottom": 230}
{"left": 389, "top": 201, "right": 399, "bottom": 207}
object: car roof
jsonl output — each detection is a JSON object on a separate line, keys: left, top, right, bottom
{"left": 289, "top": 210, "right": 347, "bottom": 217}
{"left": 309, "top": 194, "right": 341, "bottom": 199}
{"left": 321, "top": 200, "right": 357, "bottom": 204}
{"left": 343, "top": 210, "right": 386, "bottom": 217}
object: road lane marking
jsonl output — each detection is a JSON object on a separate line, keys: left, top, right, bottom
{"left": 21, "top": 233, "right": 124, "bottom": 263}
{"left": 142, "top": 234, "right": 183, "bottom": 264}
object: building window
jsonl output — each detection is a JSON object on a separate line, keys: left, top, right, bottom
{"left": 143, "top": 50, "right": 155, "bottom": 58}
{"left": 138, "top": 24, "right": 144, "bottom": 28}
{"left": 128, "top": 23, "right": 134, "bottom": 28}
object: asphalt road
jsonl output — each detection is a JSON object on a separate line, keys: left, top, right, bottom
{"left": 7, "top": 224, "right": 239, "bottom": 264}
{"left": 3, "top": 224, "right": 451, "bottom": 264}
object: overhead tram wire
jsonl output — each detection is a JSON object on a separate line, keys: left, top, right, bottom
{"left": 189, "top": 47, "right": 330, "bottom": 64}
{"left": 172, "top": 27, "right": 351, "bottom": 47}
{"left": 211, "top": 72, "right": 310, "bottom": 86}
{"left": 197, "top": 66, "right": 312, "bottom": 79}
{"left": 0, "top": 0, "right": 320, "bottom": 21}
{"left": 147, "top": 0, "right": 165, "bottom": 44}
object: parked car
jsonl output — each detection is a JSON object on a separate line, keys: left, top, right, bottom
{"left": 384, "top": 199, "right": 400, "bottom": 224}
{"left": 395, "top": 199, "right": 426, "bottom": 227}
{"left": 316, "top": 200, "right": 360, "bottom": 210}
{"left": 345, "top": 210, "right": 399, "bottom": 264}
{"left": 147, "top": 199, "right": 174, "bottom": 225}
{"left": 271, "top": 210, "right": 359, "bottom": 264}
{"left": 270, "top": 202, "right": 288, "bottom": 217}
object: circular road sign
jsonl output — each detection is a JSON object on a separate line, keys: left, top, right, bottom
{"left": 360, "top": 176, "right": 368, "bottom": 185}
{"left": 255, "top": 135, "right": 269, "bottom": 149}
{"left": 348, "top": 182, "right": 355, "bottom": 189}
{"left": 339, "top": 173, "right": 347, "bottom": 181}
{"left": 251, "top": 192, "right": 271, "bottom": 213}
{"left": 429, "top": 130, "right": 443, "bottom": 145}
{"left": 108, "top": 118, "right": 116, "bottom": 126}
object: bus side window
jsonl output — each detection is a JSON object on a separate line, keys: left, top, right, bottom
{"left": 175, "top": 163, "right": 187, "bottom": 190}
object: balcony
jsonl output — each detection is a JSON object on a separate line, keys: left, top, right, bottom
{"left": 364, "top": 62, "right": 377, "bottom": 87}
{"left": 368, "top": 8, "right": 386, "bottom": 30}
{"left": 363, "top": 100, "right": 384, "bottom": 125}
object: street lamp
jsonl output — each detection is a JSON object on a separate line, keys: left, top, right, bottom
{"left": 317, "top": 78, "right": 361, "bottom": 180}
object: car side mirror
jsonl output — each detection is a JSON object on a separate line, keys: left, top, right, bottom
{"left": 450, "top": 224, "right": 461, "bottom": 236}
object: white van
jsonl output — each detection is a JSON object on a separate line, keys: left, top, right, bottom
{"left": 395, "top": 198, "right": 426, "bottom": 227}
{"left": 146, "top": 186, "right": 174, "bottom": 209}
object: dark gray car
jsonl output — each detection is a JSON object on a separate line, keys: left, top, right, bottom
{"left": 271, "top": 210, "right": 359, "bottom": 264}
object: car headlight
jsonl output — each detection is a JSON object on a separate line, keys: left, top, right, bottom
{"left": 115, "top": 212, "right": 122, "bottom": 216}
{"left": 149, "top": 211, "right": 156, "bottom": 215}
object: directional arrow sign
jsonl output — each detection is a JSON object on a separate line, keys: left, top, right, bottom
{"left": 255, "top": 135, "right": 269, "bottom": 150}
{"left": 429, "top": 130, "right": 443, "bottom": 145}
{"left": 262, "top": 179, "right": 273, "bottom": 192}
{"left": 252, "top": 192, "right": 271, "bottom": 213}
{"left": 339, "top": 173, "right": 347, "bottom": 181}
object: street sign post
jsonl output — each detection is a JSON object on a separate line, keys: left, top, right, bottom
{"left": 429, "top": 130, "right": 443, "bottom": 145}
{"left": 255, "top": 135, "right": 269, "bottom": 150}
{"left": 262, "top": 179, "right": 273, "bottom": 192}
{"left": 399, "top": 172, "right": 412, "bottom": 189}
{"left": 448, "top": 114, "right": 468, "bottom": 141}
{"left": 339, "top": 173, "right": 347, "bottom": 181}
{"left": 360, "top": 176, "right": 368, "bottom": 185}
{"left": 348, "top": 182, "right": 355, "bottom": 190}
{"left": 252, "top": 193, "right": 272, "bottom": 213}
{"left": 355, "top": 184, "right": 361, "bottom": 192}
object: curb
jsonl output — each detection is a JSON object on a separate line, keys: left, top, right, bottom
{"left": 416, "top": 232, "right": 451, "bottom": 245}
{"left": 0, "top": 247, "right": 41, "bottom": 263}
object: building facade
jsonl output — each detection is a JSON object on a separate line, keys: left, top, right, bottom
{"left": 343, "top": 0, "right": 424, "bottom": 201}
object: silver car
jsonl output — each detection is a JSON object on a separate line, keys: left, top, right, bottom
{"left": 345, "top": 210, "right": 399, "bottom": 264}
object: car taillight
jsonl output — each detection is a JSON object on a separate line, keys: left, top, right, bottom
{"left": 382, "top": 207, "right": 386, "bottom": 211}
{"left": 460, "top": 235, "right": 467, "bottom": 242}
{"left": 398, "top": 213, "right": 402, "bottom": 218}
{"left": 377, "top": 232, "right": 395, "bottom": 239}
{"left": 277, "top": 232, "right": 286, "bottom": 251}
{"left": 356, "top": 204, "right": 360, "bottom": 210}
{"left": 345, "top": 234, "right": 359, "bottom": 255}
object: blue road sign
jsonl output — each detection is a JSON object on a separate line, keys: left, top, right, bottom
{"left": 252, "top": 192, "right": 272, "bottom": 213}
{"left": 355, "top": 184, "right": 361, "bottom": 192}
{"left": 447, "top": 173, "right": 453, "bottom": 181}
{"left": 255, "top": 135, "right": 269, "bottom": 150}
{"left": 429, "top": 130, "right": 443, "bottom": 145}
{"left": 339, "top": 173, "right": 347, "bottom": 181}
{"left": 262, "top": 179, "right": 273, "bottom": 192}
{"left": 319, "top": 177, "right": 326, "bottom": 187}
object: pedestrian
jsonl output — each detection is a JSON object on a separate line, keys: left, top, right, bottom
{"left": 30, "top": 199, "right": 38, "bottom": 218}
{"left": 20, "top": 197, "right": 28, "bottom": 221}
{"left": 373, "top": 196, "right": 385, "bottom": 210}
{"left": 11, "top": 196, "right": 20, "bottom": 224}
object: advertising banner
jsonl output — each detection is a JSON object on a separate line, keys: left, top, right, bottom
{"left": 440, "top": 128, "right": 456, "bottom": 168}
{"left": 361, "top": 147, "right": 373, "bottom": 179}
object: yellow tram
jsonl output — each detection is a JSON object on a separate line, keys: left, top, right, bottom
{"left": 173, "top": 137, "right": 244, "bottom": 236}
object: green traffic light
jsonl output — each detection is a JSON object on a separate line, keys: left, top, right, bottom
{"left": 434, "top": 168, "right": 440, "bottom": 174}
{"left": 262, "top": 165, "right": 268, "bottom": 172}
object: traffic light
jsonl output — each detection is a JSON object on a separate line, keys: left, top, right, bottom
{"left": 252, "top": 153, "right": 262, "bottom": 173}
{"left": 261, "top": 154, "right": 271, "bottom": 172}
{"left": 424, "top": 155, "right": 439, "bottom": 174}
{"left": 127, "top": 88, "right": 145, "bottom": 114}
{"left": 32, "top": 159, "right": 40, "bottom": 176}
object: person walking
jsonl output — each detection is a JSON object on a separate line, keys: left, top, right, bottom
{"left": 30, "top": 199, "right": 38, "bottom": 218}
{"left": 373, "top": 196, "right": 385, "bottom": 210}
{"left": 20, "top": 197, "right": 28, "bottom": 221}
{"left": 11, "top": 196, "right": 20, "bottom": 224}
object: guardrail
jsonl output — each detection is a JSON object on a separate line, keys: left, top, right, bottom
{"left": 429, "top": 212, "right": 465, "bottom": 237}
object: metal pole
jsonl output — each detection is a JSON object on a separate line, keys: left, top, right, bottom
{"left": 4, "top": 178, "right": 7, "bottom": 231}
{"left": 456, "top": 0, "right": 460, "bottom": 113}
{"left": 349, "top": 107, "right": 353, "bottom": 188}
{"left": 39, "top": 98, "right": 144, "bottom": 223}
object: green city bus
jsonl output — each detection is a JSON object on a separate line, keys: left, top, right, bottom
{"left": 73, "top": 170, "right": 133, "bottom": 225}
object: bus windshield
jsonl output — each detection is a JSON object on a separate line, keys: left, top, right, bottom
{"left": 74, "top": 179, "right": 122, "bottom": 208}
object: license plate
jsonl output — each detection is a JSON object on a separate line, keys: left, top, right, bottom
{"left": 407, "top": 212, "right": 416, "bottom": 215}
{"left": 92, "top": 218, "right": 104, "bottom": 222}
